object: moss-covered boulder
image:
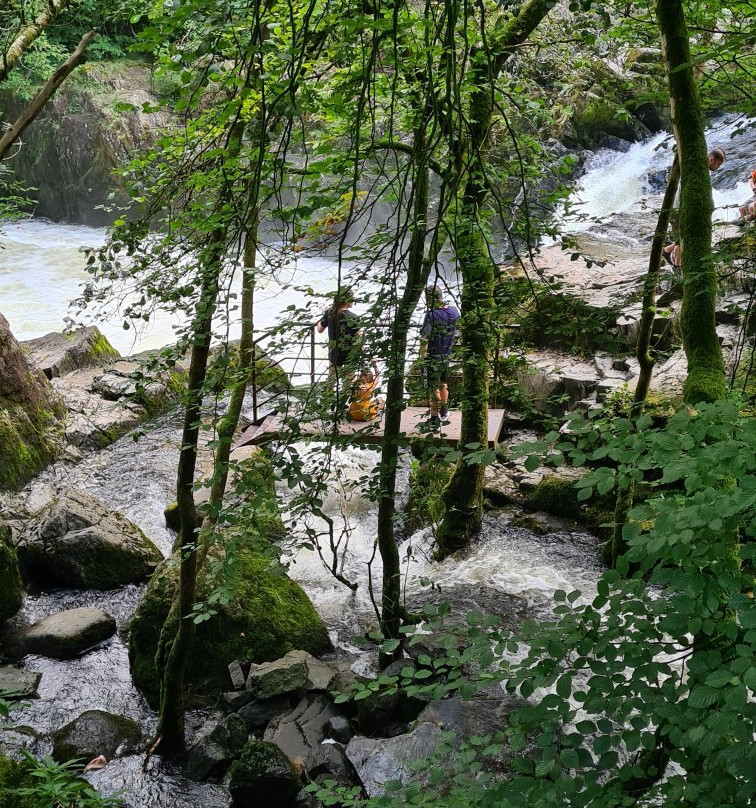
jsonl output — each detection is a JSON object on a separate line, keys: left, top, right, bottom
{"left": 16, "top": 489, "right": 162, "bottom": 590}
{"left": 0, "top": 312, "right": 66, "bottom": 491}
{"left": 51, "top": 710, "right": 142, "bottom": 763}
{"left": 0, "top": 755, "right": 34, "bottom": 808}
{"left": 129, "top": 544, "right": 331, "bottom": 706}
{"left": 229, "top": 740, "right": 301, "bottom": 808}
{"left": 0, "top": 521, "right": 23, "bottom": 622}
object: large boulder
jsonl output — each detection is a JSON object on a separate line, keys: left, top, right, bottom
{"left": 184, "top": 714, "right": 248, "bottom": 782}
{"left": 0, "top": 666, "right": 41, "bottom": 699}
{"left": 129, "top": 547, "right": 331, "bottom": 706}
{"left": 228, "top": 740, "right": 302, "bottom": 808}
{"left": 16, "top": 489, "right": 162, "bottom": 590}
{"left": 0, "top": 521, "right": 23, "bottom": 622}
{"left": 22, "top": 327, "right": 119, "bottom": 380}
{"left": 0, "top": 312, "right": 66, "bottom": 490}
{"left": 3, "top": 607, "right": 116, "bottom": 659}
{"left": 51, "top": 710, "right": 142, "bottom": 763}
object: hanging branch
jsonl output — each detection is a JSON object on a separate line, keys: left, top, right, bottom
{"left": 0, "top": 30, "right": 96, "bottom": 162}
{"left": 0, "top": 0, "right": 74, "bottom": 83}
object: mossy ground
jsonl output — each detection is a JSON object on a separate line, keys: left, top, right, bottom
{"left": 0, "top": 406, "right": 62, "bottom": 492}
{"left": 0, "top": 755, "right": 34, "bottom": 808}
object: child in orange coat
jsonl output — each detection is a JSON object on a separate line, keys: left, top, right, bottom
{"left": 349, "top": 361, "right": 382, "bottom": 421}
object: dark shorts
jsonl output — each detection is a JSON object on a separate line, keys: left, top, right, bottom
{"left": 422, "top": 356, "right": 449, "bottom": 387}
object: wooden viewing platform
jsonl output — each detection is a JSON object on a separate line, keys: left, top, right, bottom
{"left": 235, "top": 407, "right": 509, "bottom": 449}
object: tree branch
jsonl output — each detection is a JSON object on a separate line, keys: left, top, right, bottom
{"left": 0, "top": 30, "right": 95, "bottom": 162}
{"left": 0, "top": 0, "right": 74, "bottom": 84}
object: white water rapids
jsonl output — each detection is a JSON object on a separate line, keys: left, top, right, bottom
{"left": 1, "top": 116, "right": 755, "bottom": 805}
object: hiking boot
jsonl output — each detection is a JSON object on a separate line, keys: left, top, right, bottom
{"left": 439, "top": 405, "right": 449, "bottom": 419}
{"left": 429, "top": 415, "right": 441, "bottom": 429}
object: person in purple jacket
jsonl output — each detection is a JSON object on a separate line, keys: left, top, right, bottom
{"left": 419, "top": 284, "right": 460, "bottom": 425}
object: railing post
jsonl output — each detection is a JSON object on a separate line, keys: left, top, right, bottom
{"left": 310, "top": 325, "right": 316, "bottom": 386}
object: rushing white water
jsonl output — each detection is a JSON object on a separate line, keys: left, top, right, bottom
{"left": 563, "top": 115, "right": 756, "bottom": 231}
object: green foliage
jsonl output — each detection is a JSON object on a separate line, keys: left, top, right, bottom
{"left": 323, "top": 401, "right": 755, "bottom": 807}
{"left": 14, "top": 753, "right": 123, "bottom": 808}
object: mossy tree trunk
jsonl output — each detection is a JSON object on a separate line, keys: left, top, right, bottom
{"left": 156, "top": 243, "right": 222, "bottom": 755}
{"left": 376, "top": 114, "right": 435, "bottom": 667}
{"left": 655, "top": 0, "right": 725, "bottom": 404}
{"left": 436, "top": 0, "right": 554, "bottom": 558}
{"left": 610, "top": 156, "right": 681, "bottom": 567}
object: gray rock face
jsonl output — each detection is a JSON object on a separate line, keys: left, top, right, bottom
{"left": 346, "top": 722, "right": 443, "bottom": 797}
{"left": 184, "top": 714, "right": 248, "bottom": 782}
{"left": 0, "top": 665, "right": 41, "bottom": 698}
{"left": 22, "top": 327, "right": 119, "bottom": 380}
{"left": 17, "top": 489, "right": 162, "bottom": 590}
{"left": 236, "top": 695, "right": 291, "bottom": 732}
{"left": 51, "top": 709, "right": 141, "bottom": 763}
{"left": 229, "top": 740, "right": 301, "bottom": 808}
{"left": 246, "top": 650, "right": 338, "bottom": 698}
{"left": 0, "top": 521, "right": 23, "bottom": 622}
{"left": 264, "top": 693, "right": 356, "bottom": 782}
{"left": 417, "top": 695, "right": 528, "bottom": 739}
{"left": 4, "top": 607, "right": 116, "bottom": 659}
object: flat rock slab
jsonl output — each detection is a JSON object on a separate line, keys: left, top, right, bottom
{"left": 3, "top": 607, "right": 116, "bottom": 660}
{"left": 0, "top": 665, "right": 41, "bottom": 698}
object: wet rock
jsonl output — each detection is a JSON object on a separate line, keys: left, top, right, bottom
{"left": 0, "top": 521, "right": 23, "bottom": 622}
{"left": 184, "top": 714, "right": 248, "bottom": 782}
{"left": 483, "top": 464, "right": 519, "bottom": 504}
{"left": 346, "top": 722, "right": 443, "bottom": 797}
{"left": 51, "top": 709, "right": 141, "bottom": 763}
{"left": 264, "top": 693, "right": 356, "bottom": 782}
{"left": 22, "top": 327, "right": 119, "bottom": 380}
{"left": 418, "top": 695, "right": 528, "bottom": 740}
{"left": 598, "top": 135, "right": 633, "bottom": 152}
{"left": 246, "top": 650, "right": 338, "bottom": 698}
{"left": 0, "top": 311, "right": 66, "bottom": 490}
{"left": 328, "top": 716, "right": 352, "bottom": 745}
{"left": 236, "top": 695, "right": 292, "bottom": 732}
{"left": 3, "top": 607, "right": 116, "bottom": 659}
{"left": 517, "top": 352, "right": 601, "bottom": 411}
{"left": 229, "top": 740, "right": 301, "bottom": 808}
{"left": 220, "top": 691, "right": 256, "bottom": 712}
{"left": 16, "top": 489, "right": 162, "bottom": 590}
{"left": 356, "top": 660, "right": 427, "bottom": 739}
{"left": 616, "top": 303, "right": 678, "bottom": 351}
{"left": 0, "top": 665, "right": 40, "bottom": 699}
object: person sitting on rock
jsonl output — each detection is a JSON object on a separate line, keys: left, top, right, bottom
{"left": 738, "top": 170, "right": 756, "bottom": 222}
{"left": 348, "top": 361, "right": 382, "bottom": 422}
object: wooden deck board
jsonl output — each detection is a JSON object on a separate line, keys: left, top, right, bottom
{"left": 235, "top": 407, "right": 508, "bottom": 449}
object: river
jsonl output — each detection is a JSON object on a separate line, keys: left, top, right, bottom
{"left": 1, "top": 116, "right": 755, "bottom": 805}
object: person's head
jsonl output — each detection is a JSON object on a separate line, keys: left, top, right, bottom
{"left": 708, "top": 147, "right": 726, "bottom": 171}
{"left": 359, "top": 369, "right": 375, "bottom": 384}
{"left": 425, "top": 284, "right": 445, "bottom": 309}
{"left": 331, "top": 286, "right": 354, "bottom": 312}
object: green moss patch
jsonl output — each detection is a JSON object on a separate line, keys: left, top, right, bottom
{"left": 0, "top": 521, "right": 23, "bottom": 622}
{"left": 0, "top": 755, "right": 34, "bottom": 808}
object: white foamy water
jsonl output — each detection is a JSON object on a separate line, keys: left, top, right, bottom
{"left": 563, "top": 116, "right": 756, "bottom": 231}
{"left": 0, "top": 219, "right": 375, "bottom": 375}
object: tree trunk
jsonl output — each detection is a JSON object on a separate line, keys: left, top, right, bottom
{"left": 435, "top": 0, "right": 554, "bottom": 558}
{"left": 655, "top": 0, "right": 725, "bottom": 404}
{"left": 0, "top": 31, "right": 96, "bottom": 161}
{"left": 609, "top": 156, "right": 681, "bottom": 568}
{"left": 0, "top": 0, "right": 74, "bottom": 84}
{"left": 376, "top": 126, "right": 432, "bottom": 667}
{"left": 156, "top": 257, "right": 221, "bottom": 755}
